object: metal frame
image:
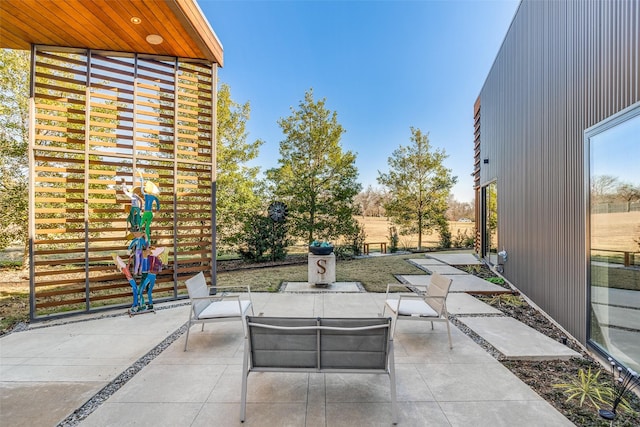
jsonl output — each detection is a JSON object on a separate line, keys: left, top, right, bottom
{"left": 583, "top": 100, "right": 640, "bottom": 360}
{"left": 240, "top": 316, "right": 398, "bottom": 424}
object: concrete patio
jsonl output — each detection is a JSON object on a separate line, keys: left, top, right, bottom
{"left": 1, "top": 285, "right": 576, "bottom": 426}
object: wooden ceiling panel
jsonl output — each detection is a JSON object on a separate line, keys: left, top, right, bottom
{"left": 0, "top": 0, "right": 223, "bottom": 65}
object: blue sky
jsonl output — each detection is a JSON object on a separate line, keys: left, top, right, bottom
{"left": 201, "top": 0, "right": 520, "bottom": 203}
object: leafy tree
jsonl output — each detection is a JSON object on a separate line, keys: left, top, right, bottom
{"left": 616, "top": 182, "right": 640, "bottom": 212}
{"left": 354, "top": 185, "right": 388, "bottom": 217}
{"left": 216, "top": 83, "right": 264, "bottom": 252}
{"left": 266, "top": 89, "right": 362, "bottom": 244}
{"left": 0, "top": 49, "right": 29, "bottom": 259}
{"left": 591, "top": 175, "right": 619, "bottom": 203}
{"left": 446, "top": 195, "right": 474, "bottom": 221}
{"left": 377, "top": 127, "right": 457, "bottom": 249}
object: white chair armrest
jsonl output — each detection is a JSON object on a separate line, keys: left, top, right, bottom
{"left": 385, "top": 283, "right": 412, "bottom": 300}
{"left": 212, "top": 285, "right": 252, "bottom": 305}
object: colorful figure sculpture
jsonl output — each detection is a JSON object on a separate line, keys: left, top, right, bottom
{"left": 112, "top": 253, "right": 139, "bottom": 308}
{"left": 127, "top": 231, "right": 148, "bottom": 276}
{"left": 115, "top": 172, "right": 166, "bottom": 316}
{"left": 138, "top": 173, "right": 160, "bottom": 242}
{"left": 121, "top": 178, "right": 143, "bottom": 233}
{"left": 134, "top": 246, "right": 167, "bottom": 312}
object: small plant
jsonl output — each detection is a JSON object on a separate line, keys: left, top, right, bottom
{"left": 487, "top": 293, "right": 524, "bottom": 307}
{"left": 554, "top": 367, "right": 614, "bottom": 410}
{"left": 485, "top": 277, "right": 505, "bottom": 285}
{"left": 398, "top": 237, "right": 413, "bottom": 252}
{"left": 451, "top": 228, "right": 475, "bottom": 248}
{"left": 462, "top": 264, "right": 482, "bottom": 275}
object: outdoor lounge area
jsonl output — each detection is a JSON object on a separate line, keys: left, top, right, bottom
{"left": 0, "top": 254, "right": 577, "bottom": 426}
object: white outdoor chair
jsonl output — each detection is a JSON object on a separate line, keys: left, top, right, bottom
{"left": 184, "top": 272, "right": 254, "bottom": 351}
{"left": 382, "top": 272, "right": 454, "bottom": 348}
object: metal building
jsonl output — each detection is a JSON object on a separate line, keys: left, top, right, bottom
{"left": 475, "top": 0, "right": 639, "bottom": 370}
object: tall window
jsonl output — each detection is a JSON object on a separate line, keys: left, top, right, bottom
{"left": 482, "top": 181, "right": 498, "bottom": 265}
{"left": 587, "top": 104, "right": 640, "bottom": 371}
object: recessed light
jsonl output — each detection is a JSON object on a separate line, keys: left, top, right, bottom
{"left": 130, "top": 17, "right": 142, "bottom": 24}
{"left": 146, "top": 34, "right": 164, "bottom": 45}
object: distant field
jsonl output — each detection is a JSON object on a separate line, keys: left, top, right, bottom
{"left": 591, "top": 211, "right": 640, "bottom": 252}
{"left": 0, "top": 216, "right": 475, "bottom": 263}
{"left": 355, "top": 216, "right": 475, "bottom": 250}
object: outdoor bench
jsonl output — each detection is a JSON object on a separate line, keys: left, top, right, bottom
{"left": 363, "top": 241, "right": 387, "bottom": 254}
{"left": 240, "top": 316, "right": 398, "bottom": 424}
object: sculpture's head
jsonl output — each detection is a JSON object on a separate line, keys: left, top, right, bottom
{"left": 144, "top": 180, "right": 160, "bottom": 195}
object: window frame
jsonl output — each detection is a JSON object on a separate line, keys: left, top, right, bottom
{"left": 584, "top": 101, "right": 640, "bottom": 363}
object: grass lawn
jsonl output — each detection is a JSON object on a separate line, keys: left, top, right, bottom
{"left": 1, "top": 253, "right": 429, "bottom": 333}
{"left": 218, "top": 253, "right": 426, "bottom": 293}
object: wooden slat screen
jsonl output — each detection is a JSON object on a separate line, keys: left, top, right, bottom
{"left": 29, "top": 46, "right": 215, "bottom": 319}
{"left": 473, "top": 98, "right": 481, "bottom": 255}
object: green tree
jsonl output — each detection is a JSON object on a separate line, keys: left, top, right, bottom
{"left": 616, "top": 182, "right": 640, "bottom": 212}
{"left": 377, "top": 127, "right": 457, "bottom": 249}
{"left": 216, "top": 83, "right": 264, "bottom": 252}
{"left": 266, "top": 89, "right": 362, "bottom": 244}
{"left": 0, "top": 49, "right": 29, "bottom": 258}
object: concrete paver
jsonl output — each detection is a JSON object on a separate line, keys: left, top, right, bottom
{"left": 1, "top": 252, "right": 581, "bottom": 426}
{"left": 398, "top": 274, "right": 507, "bottom": 293}
{"left": 423, "top": 265, "right": 469, "bottom": 275}
{"left": 0, "top": 292, "right": 574, "bottom": 427}
{"left": 0, "top": 304, "right": 189, "bottom": 427}
{"left": 446, "top": 293, "right": 502, "bottom": 315}
{"left": 445, "top": 274, "right": 508, "bottom": 293}
{"left": 427, "top": 253, "right": 483, "bottom": 265}
{"left": 409, "top": 258, "right": 446, "bottom": 266}
{"left": 458, "top": 317, "right": 581, "bottom": 361}
{"left": 282, "top": 281, "right": 363, "bottom": 293}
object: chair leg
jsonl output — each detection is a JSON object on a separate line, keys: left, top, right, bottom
{"left": 184, "top": 320, "right": 192, "bottom": 352}
{"left": 430, "top": 321, "right": 434, "bottom": 330}
{"left": 389, "top": 341, "right": 398, "bottom": 425}
{"left": 445, "top": 320, "right": 453, "bottom": 349}
{"left": 240, "top": 339, "right": 250, "bottom": 422}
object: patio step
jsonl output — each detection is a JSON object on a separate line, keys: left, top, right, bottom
{"left": 458, "top": 316, "right": 581, "bottom": 361}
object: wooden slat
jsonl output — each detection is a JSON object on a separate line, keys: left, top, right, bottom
{"left": 28, "top": 47, "right": 215, "bottom": 319}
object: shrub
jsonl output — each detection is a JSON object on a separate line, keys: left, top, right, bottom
{"left": 238, "top": 214, "right": 289, "bottom": 262}
{"left": 438, "top": 217, "right": 451, "bottom": 248}
{"left": 452, "top": 228, "right": 475, "bottom": 248}
{"left": 554, "top": 367, "right": 614, "bottom": 410}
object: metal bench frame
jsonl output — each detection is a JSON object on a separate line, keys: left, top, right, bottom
{"left": 240, "top": 316, "right": 398, "bottom": 424}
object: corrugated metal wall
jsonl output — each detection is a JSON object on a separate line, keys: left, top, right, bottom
{"left": 478, "top": 0, "right": 639, "bottom": 343}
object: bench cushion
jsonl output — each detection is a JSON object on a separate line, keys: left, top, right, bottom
{"left": 385, "top": 299, "right": 438, "bottom": 317}
{"left": 199, "top": 300, "right": 252, "bottom": 318}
